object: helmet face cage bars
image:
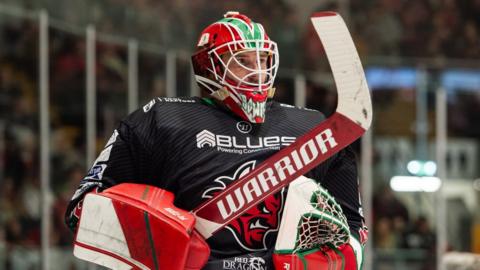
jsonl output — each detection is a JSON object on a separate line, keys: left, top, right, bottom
{"left": 209, "top": 40, "right": 279, "bottom": 94}
{"left": 197, "top": 39, "right": 279, "bottom": 96}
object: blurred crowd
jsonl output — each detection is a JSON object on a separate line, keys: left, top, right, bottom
{"left": 350, "top": 0, "right": 480, "bottom": 59}
{"left": 373, "top": 186, "right": 436, "bottom": 269}
{"left": 0, "top": 19, "right": 148, "bottom": 268}
{"left": 0, "top": 0, "right": 479, "bottom": 268}
{"left": 3, "top": 0, "right": 480, "bottom": 65}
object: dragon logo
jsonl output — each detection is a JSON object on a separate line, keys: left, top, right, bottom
{"left": 202, "top": 161, "right": 285, "bottom": 251}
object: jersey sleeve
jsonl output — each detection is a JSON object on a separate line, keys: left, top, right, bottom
{"left": 65, "top": 112, "right": 155, "bottom": 231}
{"left": 323, "top": 146, "right": 366, "bottom": 241}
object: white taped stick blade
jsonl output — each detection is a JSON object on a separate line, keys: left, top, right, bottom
{"left": 311, "top": 12, "right": 372, "bottom": 130}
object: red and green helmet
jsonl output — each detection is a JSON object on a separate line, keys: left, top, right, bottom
{"left": 192, "top": 11, "right": 279, "bottom": 123}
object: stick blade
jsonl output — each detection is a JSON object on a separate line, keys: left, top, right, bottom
{"left": 311, "top": 12, "right": 372, "bottom": 130}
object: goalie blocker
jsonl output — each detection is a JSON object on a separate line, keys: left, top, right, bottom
{"left": 73, "top": 183, "right": 209, "bottom": 270}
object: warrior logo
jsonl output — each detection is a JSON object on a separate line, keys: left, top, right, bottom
{"left": 202, "top": 161, "right": 285, "bottom": 251}
{"left": 236, "top": 121, "right": 252, "bottom": 134}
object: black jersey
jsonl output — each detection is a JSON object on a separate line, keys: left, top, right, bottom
{"left": 65, "top": 96, "right": 365, "bottom": 269}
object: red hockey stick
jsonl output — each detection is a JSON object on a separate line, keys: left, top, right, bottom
{"left": 193, "top": 12, "right": 372, "bottom": 239}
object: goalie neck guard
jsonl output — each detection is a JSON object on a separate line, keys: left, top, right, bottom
{"left": 192, "top": 11, "right": 279, "bottom": 123}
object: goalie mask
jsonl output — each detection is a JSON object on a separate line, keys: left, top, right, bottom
{"left": 192, "top": 11, "right": 279, "bottom": 123}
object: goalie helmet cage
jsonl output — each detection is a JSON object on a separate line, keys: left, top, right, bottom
{"left": 193, "top": 11, "right": 372, "bottom": 240}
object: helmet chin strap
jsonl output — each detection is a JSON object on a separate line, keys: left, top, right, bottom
{"left": 210, "top": 87, "right": 230, "bottom": 101}
{"left": 267, "top": 87, "right": 275, "bottom": 98}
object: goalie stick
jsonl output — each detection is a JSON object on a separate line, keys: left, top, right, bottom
{"left": 193, "top": 11, "right": 372, "bottom": 239}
